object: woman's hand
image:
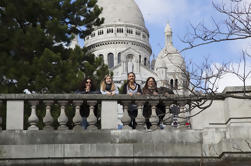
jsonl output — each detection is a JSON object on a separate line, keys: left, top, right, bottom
{"left": 128, "top": 92, "right": 133, "bottom": 96}
{"left": 85, "top": 86, "right": 90, "bottom": 92}
{"left": 153, "top": 91, "right": 158, "bottom": 96}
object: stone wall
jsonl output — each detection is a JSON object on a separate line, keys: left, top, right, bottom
{"left": 0, "top": 126, "right": 250, "bottom": 166}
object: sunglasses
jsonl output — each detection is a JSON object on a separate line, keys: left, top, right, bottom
{"left": 86, "top": 81, "right": 91, "bottom": 84}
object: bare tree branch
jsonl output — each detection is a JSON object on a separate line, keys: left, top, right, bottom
{"left": 180, "top": 0, "right": 251, "bottom": 52}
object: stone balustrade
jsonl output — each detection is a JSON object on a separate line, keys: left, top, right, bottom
{"left": 0, "top": 87, "right": 250, "bottom": 166}
{"left": 0, "top": 94, "right": 194, "bottom": 131}
{"left": 0, "top": 89, "right": 250, "bottom": 131}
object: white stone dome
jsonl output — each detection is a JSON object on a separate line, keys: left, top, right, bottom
{"left": 155, "top": 23, "right": 186, "bottom": 72}
{"left": 85, "top": 0, "right": 152, "bottom": 55}
{"left": 97, "top": 0, "right": 146, "bottom": 28}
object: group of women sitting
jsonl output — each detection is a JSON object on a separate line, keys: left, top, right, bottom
{"left": 78, "top": 72, "right": 174, "bottom": 130}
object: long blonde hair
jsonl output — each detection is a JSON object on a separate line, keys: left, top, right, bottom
{"left": 100, "top": 75, "right": 116, "bottom": 91}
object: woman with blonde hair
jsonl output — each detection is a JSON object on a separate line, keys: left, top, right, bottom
{"left": 100, "top": 74, "right": 119, "bottom": 95}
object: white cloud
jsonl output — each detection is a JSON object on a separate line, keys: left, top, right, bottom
{"left": 212, "top": 62, "right": 251, "bottom": 92}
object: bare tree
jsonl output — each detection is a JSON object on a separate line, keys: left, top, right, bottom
{"left": 163, "top": 55, "right": 228, "bottom": 119}
{"left": 180, "top": 0, "right": 251, "bottom": 52}
{"left": 179, "top": 0, "right": 251, "bottom": 97}
{"left": 226, "top": 50, "right": 251, "bottom": 95}
{"left": 181, "top": 57, "right": 228, "bottom": 117}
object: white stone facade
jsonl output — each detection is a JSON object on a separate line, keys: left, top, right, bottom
{"left": 81, "top": 0, "right": 187, "bottom": 90}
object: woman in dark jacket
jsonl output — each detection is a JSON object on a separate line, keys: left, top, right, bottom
{"left": 77, "top": 78, "right": 100, "bottom": 129}
{"left": 121, "top": 72, "right": 142, "bottom": 129}
{"left": 142, "top": 77, "right": 165, "bottom": 129}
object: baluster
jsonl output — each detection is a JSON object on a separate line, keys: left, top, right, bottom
{"left": 149, "top": 101, "right": 159, "bottom": 130}
{"left": 121, "top": 101, "right": 131, "bottom": 130}
{"left": 28, "top": 101, "right": 39, "bottom": 130}
{"left": 72, "top": 100, "right": 83, "bottom": 131}
{"left": 86, "top": 100, "right": 97, "bottom": 130}
{"left": 0, "top": 100, "right": 2, "bottom": 130}
{"left": 135, "top": 101, "right": 145, "bottom": 130}
{"left": 177, "top": 101, "right": 187, "bottom": 128}
{"left": 43, "top": 100, "right": 54, "bottom": 130}
{"left": 58, "top": 101, "right": 69, "bottom": 130}
{"left": 163, "top": 101, "right": 173, "bottom": 129}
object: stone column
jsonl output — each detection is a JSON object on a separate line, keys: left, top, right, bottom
{"left": 87, "top": 100, "right": 97, "bottom": 130}
{"left": 43, "top": 100, "right": 54, "bottom": 130}
{"left": 114, "top": 53, "right": 118, "bottom": 66}
{"left": 177, "top": 101, "right": 187, "bottom": 128}
{"left": 58, "top": 101, "right": 68, "bottom": 130}
{"left": 149, "top": 101, "right": 159, "bottom": 130}
{"left": 135, "top": 59, "right": 139, "bottom": 73}
{"left": 163, "top": 101, "right": 173, "bottom": 129}
{"left": 122, "top": 61, "right": 127, "bottom": 74}
{"left": 121, "top": 101, "right": 131, "bottom": 130}
{"left": 135, "top": 101, "right": 145, "bottom": 130}
{"left": 28, "top": 101, "right": 39, "bottom": 130}
{"left": 72, "top": 100, "right": 83, "bottom": 131}
{"left": 0, "top": 100, "right": 2, "bottom": 130}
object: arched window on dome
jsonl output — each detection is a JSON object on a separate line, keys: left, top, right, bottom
{"left": 144, "top": 57, "right": 147, "bottom": 66}
{"left": 175, "top": 79, "right": 178, "bottom": 89}
{"left": 99, "top": 30, "right": 104, "bottom": 35}
{"left": 107, "top": 28, "right": 113, "bottom": 33}
{"left": 118, "top": 53, "right": 121, "bottom": 64}
{"left": 139, "top": 55, "right": 141, "bottom": 63}
{"left": 108, "top": 53, "right": 114, "bottom": 68}
{"left": 117, "top": 28, "right": 123, "bottom": 33}
{"left": 170, "top": 79, "right": 174, "bottom": 89}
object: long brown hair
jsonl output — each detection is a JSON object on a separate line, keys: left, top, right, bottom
{"left": 142, "top": 77, "right": 157, "bottom": 92}
{"left": 100, "top": 75, "right": 116, "bottom": 91}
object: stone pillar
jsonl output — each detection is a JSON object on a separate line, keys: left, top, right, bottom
{"left": 114, "top": 53, "right": 118, "bottom": 66}
{"left": 163, "top": 101, "right": 173, "bottom": 129}
{"left": 28, "top": 101, "right": 39, "bottom": 130}
{"left": 121, "top": 101, "right": 131, "bottom": 130}
{"left": 87, "top": 100, "right": 98, "bottom": 130}
{"left": 149, "top": 101, "right": 159, "bottom": 130}
{"left": 135, "top": 59, "right": 139, "bottom": 73}
{"left": 177, "top": 101, "right": 187, "bottom": 128}
{"left": 101, "top": 100, "right": 118, "bottom": 129}
{"left": 58, "top": 101, "right": 68, "bottom": 130}
{"left": 0, "top": 100, "right": 2, "bottom": 130}
{"left": 122, "top": 61, "right": 127, "bottom": 74}
{"left": 7, "top": 101, "right": 24, "bottom": 130}
{"left": 72, "top": 100, "right": 83, "bottom": 131}
{"left": 135, "top": 101, "right": 145, "bottom": 130}
{"left": 43, "top": 100, "right": 54, "bottom": 130}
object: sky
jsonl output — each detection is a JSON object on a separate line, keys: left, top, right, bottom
{"left": 134, "top": 0, "right": 251, "bottom": 92}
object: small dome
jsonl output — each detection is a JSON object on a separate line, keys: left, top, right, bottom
{"left": 97, "top": 0, "right": 146, "bottom": 28}
{"left": 155, "top": 24, "right": 186, "bottom": 72}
